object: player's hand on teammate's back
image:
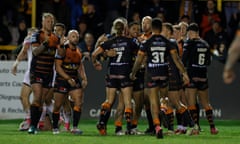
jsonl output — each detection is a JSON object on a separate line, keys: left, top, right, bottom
{"left": 105, "top": 49, "right": 117, "bottom": 57}
{"left": 129, "top": 72, "right": 136, "bottom": 80}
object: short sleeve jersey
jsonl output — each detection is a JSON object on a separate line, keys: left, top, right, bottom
{"left": 182, "top": 38, "right": 211, "bottom": 78}
{"left": 30, "top": 30, "right": 58, "bottom": 75}
{"left": 101, "top": 36, "right": 139, "bottom": 76}
{"left": 182, "top": 38, "right": 211, "bottom": 67}
{"left": 139, "top": 34, "right": 176, "bottom": 77}
{"left": 55, "top": 44, "right": 82, "bottom": 80}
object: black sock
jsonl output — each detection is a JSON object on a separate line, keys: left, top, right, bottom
{"left": 159, "top": 110, "right": 168, "bottom": 128}
{"left": 167, "top": 112, "right": 174, "bottom": 131}
{"left": 52, "top": 112, "right": 60, "bottom": 129}
{"left": 176, "top": 112, "right": 182, "bottom": 126}
{"left": 30, "top": 105, "right": 42, "bottom": 128}
{"left": 99, "top": 108, "right": 111, "bottom": 125}
{"left": 131, "top": 124, "right": 137, "bottom": 129}
{"left": 182, "top": 110, "right": 194, "bottom": 127}
{"left": 73, "top": 110, "right": 81, "bottom": 128}
{"left": 146, "top": 108, "right": 154, "bottom": 130}
{"left": 196, "top": 103, "right": 200, "bottom": 127}
{"left": 206, "top": 109, "right": 215, "bottom": 128}
{"left": 115, "top": 126, "right": 122, "bottom": 133}
{"left": 125, "top": 112, "right": 132, "bottom": 131}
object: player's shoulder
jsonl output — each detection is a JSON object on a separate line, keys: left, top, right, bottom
{"left": 32, "top": 29, "right": 44, "bottom": 36}
{"left": 183, "top": 39, "right": 194, "bottom": 48}
{"left": 31, "top": 30, "right": 43, "bottom": 43}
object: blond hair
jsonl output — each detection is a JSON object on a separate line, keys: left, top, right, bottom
{"left": 42, "top": 12, "right": 54, "bottom": 21}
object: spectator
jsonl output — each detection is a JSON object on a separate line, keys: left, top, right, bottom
{"left": 0, "top": 18, "right": 12, "bottom": 45}
{"left": 82, "top": 0, "right": 89, "bottom": 14}
{"left": 144, "top": 0, "right": 178, "bottom": 23}
{"left": 103, "top": 0, "right": 122, "bottom": 33}
{"left": 70, "top": 0, "right": 83, "bottom": 29}
{"left": 77, "top": 20, "right": 88, "bottom": 42}
{"left": 17, "top": 19, "right": 28, "bottom": 45}
{"left": 200, "top": 0, "right": 225, "bottom": 38}
{"left": 17, "top": 0, "right": 32, "bottom": 27}
{"left": 204, "top": 21, "right": 229, "bottom": 61}
{"left": 156, "top": 11, "right": 166, "bottom": 23}
{"left": 120, "top": 0, "right": 143, "bottom": 20}
{"left": 179, "top": 0, "right": 193, "bottom": 20}
{"left": 144, "top": 0, "right": 166, "bottom": 18}
{"left": 8, "top": 22, "right": 19, "bottom": 45}
{"left": 52, "top": 0, "right": 71, "bottom": 29}
{"left": 83, "top": 4, "right": 104, "bottom": 39}
{"left": 130, "top": 11, "right": 141, "bottom": 23}
{"left": 180, "top": 15, "right": 191, "bottom": 24}
{"left": 79, "top": 32, "right": 95, "bottom": 61}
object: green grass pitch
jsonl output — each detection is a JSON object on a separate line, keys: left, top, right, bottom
{"left": 0, "top": 119, "right": 240, "bottom": 144}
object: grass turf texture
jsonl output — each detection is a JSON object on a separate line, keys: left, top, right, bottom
{"left": 0, "top": 119, "right": 240, "bottom": 144}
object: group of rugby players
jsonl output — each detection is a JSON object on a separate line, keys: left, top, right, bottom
{"left": 12, "top": 12, "right": 221, "bottom": 139}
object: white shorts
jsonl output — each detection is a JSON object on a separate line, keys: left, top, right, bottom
{"left": 23, "top": 70, "right": 30, "bottom": 86}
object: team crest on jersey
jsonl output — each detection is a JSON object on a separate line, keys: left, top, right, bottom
{"left": 35, "top": 77, "right": 43, "bottom": 83}
{"left": 59, "top": 87, "right": 67, "bottom": 93}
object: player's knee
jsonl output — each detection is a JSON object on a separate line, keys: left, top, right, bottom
{"left": 31, "top": 102, "right": 41, "bottom": 107}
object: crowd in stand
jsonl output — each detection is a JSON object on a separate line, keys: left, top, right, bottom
{"left": 0, "top": 0, "right": 239, "bottom": 48}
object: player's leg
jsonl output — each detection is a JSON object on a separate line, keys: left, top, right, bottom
{"left": 131, "top": 90, "right": 144, "bottom": 134}
{"left": 52, "top": 92, "right": 65, "bottom": 134}
{"left": 198, "top": 88, "right": 218, "bottom": 134}
{"left": 114, "top": 91, "right": 125, "bottom": 135}
{"left": 69, "top": 88, "right": 84, "bottom": 135}
{"left": 121, "top": 86, "right": 133, "bottom": 134}
{"left": 149, "top": 86, "right": 163, "bottom": 139}
{"left": 185, "top": 87, "right": 200, "bottom": 135}
{"left": 97, "top": 87, "right": 117, "bottom": 135}
{"left": 19, "top": 83, "right": 32, "bottom": 131}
